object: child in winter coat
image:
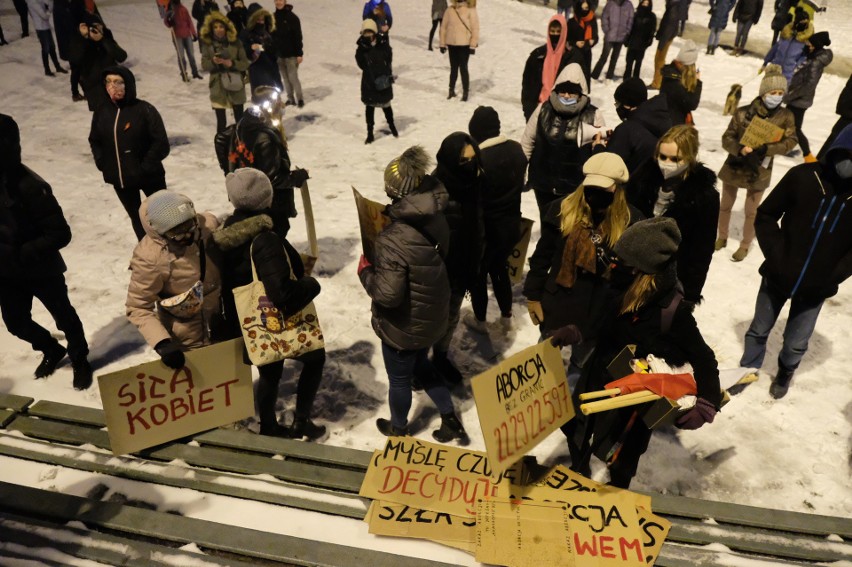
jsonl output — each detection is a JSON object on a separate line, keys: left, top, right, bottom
{"left": 784, "top": 31, "right": 832, "bottom": 162}
{"left": 716, "top": 64, "right": 797, "bottom": 262}
{"left": 358, "top": 146, "right": 468, "bottom": 443}
{"left": 592, "top": 0, "right": 634, "bottom": 82}
{"left": 200, "top": 12, "right": 249, "bottom": 132}
{"left": 762, "top": 8, "right": 812, "bottom": 82}
{"left": 429, "top": 0, "right": 447, "bottom": 51}
{"left": 567, "top": 0, "right": 598, "bottom": 85}
{"left": 26, "top": 0, "right": 67, "bottom": 75}
{"left": 623, "top": 0, "right": 656, "bottom": 80}
{"left": 356, "top": 19, "right": 396, "bottom": 144}
{"left": 440, "top": 0, "right": 479, "bottom": 101}
{"left": 164, "top": 0, "right": 202, "bottom": 80}
{"left": 659, "top": 40, "right": 701, "bottom": 125}
{"left": 126, "top": 191, "right": 221, "bottom": 367}
{"left": 731, "top": 0, "right": 763, "bottom": 55}
{"left": 706, "top": 0, "right": 734, "bottom": 55}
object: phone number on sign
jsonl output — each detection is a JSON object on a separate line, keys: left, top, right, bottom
{"left": 494, "top": 383, "right": 571, "bottom": 462}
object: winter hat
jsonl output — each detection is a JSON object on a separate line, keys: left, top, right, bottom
{"left": 582, "top": 152, "right": 629, "bottom": 189}
{"left": 614, "top": 78, "right": 648, "bottom": 108}
{"left": 552, "top": 63, "right": 588, "bottom": 95}
{"left": 809, "top": 31, "right": 831, "bottom": 50}
{"left": 226, "top": 167, "right": 274, "bottom": 211}
{"left": 146, "top": 191, "right": 196, "bottom": 235}
{"left": 675, "top": 40, "right": 699, "bottom": 66}
{"left": 468, "top": 106, "right": 501, "bottom": 143}
{"left": 384, "top": 146, "right": 431, "bottom": 199}
{"left": 613, "top": 217, "right": 681, "bottom": 274}
{"left": 759, "top": 64, "right": 788, "bottom": 96}
{"left": 554, "top": 81, "right": 584, "bottom": 96}
{"left": 361, "top": 18, "right": 378, "bottom": 34}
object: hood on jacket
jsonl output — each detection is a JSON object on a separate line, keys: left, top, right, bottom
{"left": 0, "top": 114, "right": 22, "bottom": 174}
{"left": 823, "top": 123, "right": 852, "bottom": 169}
{"left": 100, "top": 65, "right": 137, "bottom": 107}
{"left": 201, "top": 10, "right": 238, "bottom": 44}
{"left": 632, "top": 94, "right": 672, "bottom": 138}
{"left": 435, "top": 131, "right": 482, "bottom": 197}
{"left": 388, "top": 176, "right": 451, "bottom": 253}
{"left": 247, "top": 8, "right": 275, "bottom": 31}
{"left": 212, "top": 213, "right": 274, "bottom": 251}
{"left": 552, "top": 63, "right": 588, "bottom": 95}
{"left": 546, "top": 13, "right": 568, "bottom": 46}
{"left": 807, "top": 47, "right": 833, "bottom": 66}
{"left": 637, "top": 0, "right": 653, "bottom": 11}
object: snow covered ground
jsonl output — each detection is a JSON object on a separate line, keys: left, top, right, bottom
{"left": 0, "top": 0, "right": 850, "bottom": 564}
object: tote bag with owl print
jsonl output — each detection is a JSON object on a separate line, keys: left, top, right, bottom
{"left": 232, "top": 242, "right": 324, "bottom": 366}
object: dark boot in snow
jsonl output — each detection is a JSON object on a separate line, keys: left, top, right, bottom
{"left": 376, "top": 418, "right": 408, "bottom": 436}
{"left": 432, "top": 413, "right": 469, "bottom": 444}
{"left": 432, "top": 350, "right": 463, "bottom": 384}
{"left": 35, "top": 342, "right": 66, "bottom": 378}
{"left": 289, "top": 416, "right": 326, "bottom": 440}
{"left": 448, "top": 87, "right": 456, "bottom": 99}
{"left": 388, "top": 121, "right": 398, "bottom": 137}
{"left": 770, "top": 366, "right": 795, "bottom": 399}
{"left": 365, "top": 128, "right": 374, "bottom": 144}
{"left": 72, "top": 359, "right": 93, "bottom": 390}
{"left": 461, "top": 90, "right": 469, "bottom": 102}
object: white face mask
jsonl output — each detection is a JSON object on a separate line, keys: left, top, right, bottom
{"left": 658, "top": 159, "right": 688, "bottom": 179}
{"left": 835, "top": 158, "right": 852, "bottom": 179}
{"left": 763, "top": 93, "right": 784, "bottom": 109}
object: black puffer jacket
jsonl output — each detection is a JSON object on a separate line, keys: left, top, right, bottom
{"left": 784, "top": 47, "right": 833, "bottom": 110}
{"left": 88, "top": 66, "right": 170, "bottom": 191}
{"left": 627, "top": 161, "right": 719, "bottom": 302}
{"left": 356, "top": 32, "right": 393, "bottom": 106}
{"left": 733, "top": 0, "right": 763, "bottom": 24}
{"left": 68, "top": 24, "right": 127, "bottom": 112}
{"left": 660, "top": 63, "right": 702, "bottom": 125}
{"left": 655, "top": 0, "right": 680, "bottom": 44}
{"left": 241, "top": 9, "right": 282, "bottom": 90}
{"left": 359, "top": 177, "right": 451, "bottom": 351}
{"left": 521, "top": 45, "right": 584, "bottom": 121}
{"left": 604, "top": 94, "right": 672, "bottom": 173}
{"left": 272, "top": 5, "right": 302, "bottom": 58}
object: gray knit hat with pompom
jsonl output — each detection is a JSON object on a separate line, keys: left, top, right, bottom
{"left": 384, "top": 146, "right": 432, "bottom": 199}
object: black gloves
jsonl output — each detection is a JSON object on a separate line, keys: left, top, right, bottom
{"left": 440, "top": 47, "right": 446, "bottom": 54}
{"left": 155, "top": 339, "right": 185, "bottom": 369}
{"left": 548, "top": 324, "right": 583, "bottom": 348}
{"left": 676, "top": 398, "right": 717, "bottom": 430}
{"left": 287, "top": 167, "right": 310, "bottom": 188}
{"left": 469, "top": 48, "right": 476, "bottom": 55}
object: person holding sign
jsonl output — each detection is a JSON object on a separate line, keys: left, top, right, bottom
{"left": 524, "top": 152, "right": 641, "bottom": 384}
{"left": 563, "top": 217, "right": 722, "bottom": 488}
{"left": 126, "top": 190, "right": 222, "bottom": 369}
{"left": 214, "top": 168, "right": 326, "bottom": 439}
{"left": 357, "top": 146, "right": 468, "bottom": 443}
{"left": 717, "top": 64, "right": 797, "bottom": 262}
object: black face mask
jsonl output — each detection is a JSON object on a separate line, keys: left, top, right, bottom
{"left": 458, "top": 160, "right": 480, "bottom": 180}
{"left": 584, "top": 186, "right": 615, "bottom": 212}
{"left": 549, "top": 34, "right": 561, "bottom": 49}
{"left": 616, "top": 105, "right": 634, "bottom": 121}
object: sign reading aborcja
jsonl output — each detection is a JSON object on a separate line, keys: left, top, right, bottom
{"left": 98, "top": 339, "right": 254, "bottom": 455}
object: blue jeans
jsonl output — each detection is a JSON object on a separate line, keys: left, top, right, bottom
{"left": 735, "top": 20, "right": 753, "bottom": 49}
{"left": 382, "top": 343, "right": 454, "bottom": 429}
{"left": 707, "top": 28, "right": 723, "bottom": 49}
{"left": 740, "top": 278, "right": 824, "bottom": 372}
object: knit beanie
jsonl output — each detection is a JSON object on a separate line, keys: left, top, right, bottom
{"left": 675, "top": 40, "right": 699, "bottom": 66}
{"left": 146, "top": 191, "right": 196, "bottom": 235}
{"left": 614, "top": 78, "right": 648, "bottom": 108}
{"left": 384, "top": 146, "right": 431, "bottom": 199}
{"left": 582, "top": 152, "right": 629, "bottom": 189}
{"left": 361, "top": 18, "right": 378, "bottom": 34}
{"left": 809, "top": 31, "right": 831, "bottom": 50}
{"left": 468, "top": 106, "right": 501, "bottom": 144}
{"left": 759, "top": 64, "right": 788, "bottom": 96}
{"left": 226, "top": 167, "right": 274, "bottom": 211}
{"left": 613, "top": 217, "right": 681, "bottom": 274}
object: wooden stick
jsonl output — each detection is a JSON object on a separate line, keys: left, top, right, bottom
{"left": 579, "top": 388, "right": 622, "bottom": 401}
{"left": 580, "top": 392, "right": 661, "bottom": 415}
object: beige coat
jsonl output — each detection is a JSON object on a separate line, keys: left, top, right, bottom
{"left": 440, "top": 3, "right": 479, "bottom": 48}
{"left": 126, "top": 200, "right": 222, "bottom": 350}
{"left": 718, "top": 98, "right": 798, "bottom": 192}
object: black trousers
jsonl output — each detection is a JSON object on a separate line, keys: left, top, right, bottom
{"left": 0, "top": 275, "right": 88, "bottom": 363}
{"left": 448, "top": 45, "right": 470, "bottom": 93}
{"left": 470, "top": 227, "right": 518, "bottom": 321}
{"left": 256, "top": 348, "right": 326, "bottom": 430}
{"left": 36, "top": 29, "right": 61, "bottom": 71}
{"left": 591, "top": 41, "right": 623, "bottom": 80}
{"left": 428, "top": 18, "right": 441, "bottom": 49}
{"left": 789, "top": 105, "right": 811, "bottom": 156}
{"left": 12, "top": 0, "right": 28, "bottom": 35}
{"left": 115, "top": 177, "right": 166, "bottom": 240}
{"left": 214, "top": 105, "right": 244, "bottom": 133}
{"left": 624, "top": 48, "right": 646, "bottom": 79}
{"left": 365, "top": 105, "right": 394, "bottom": 128}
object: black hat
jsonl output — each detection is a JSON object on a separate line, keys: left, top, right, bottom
{"left": 468, "top": 106, "right": 501, "bottom": 144}
{"left": 809, "top": 31, "right": 831, "bottom": 50}
{"left": 554, "top": 80, "right": 583, "bottom": 95}
{"left": 614, "top": 78, "right": 648, "bottom": 107}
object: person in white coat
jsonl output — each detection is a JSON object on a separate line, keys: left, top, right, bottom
{"left": 26, "top": 0, "right": 67, "bottom": 75}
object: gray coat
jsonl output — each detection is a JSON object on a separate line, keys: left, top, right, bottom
{"left": 359, "top": 177, "right": 451, "bottom": 351}
{"left": 785, "top": 48, "right": 833, "bottom": 110}
{"left": 601, "top": 0, "right": 635, "bottom": 43}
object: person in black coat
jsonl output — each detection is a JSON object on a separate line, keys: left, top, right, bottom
{"left": 731, "top": 0, "right": 763, "bottom": 55}
{"left": 213, "top": 167, "right": 326, "bottom": 439}
{"left": 626, "top": 124, "right": 719, "bottom": 303}
{"left": 465, "top": 106, "right": 527, "bottom": 331}
{"left": 558, "top": 217, "right": 722, "bottom": 488}
{"left": 68, "top": 19, "right": 126, "bottom": 111}
{"left": 356, "top": 19, "right": 396, "bottom": 144}
{"left": 521, "top": 15, "right": 584, "bottom": 121}
{"left": 191, "top": 0, "right": 219, "bottom": 33}
{"left": 12, "top": 0, "right": 29, "bottom": 37}
{"left": 88, "top": 66, "right": 170, "bottom": 241}
{"left": 241, "top": 8, "right": 281, "bottom": 93}
{"left": 0, "top": 115, "right": 93, "bottom": 390}
{"left": 566, "top": 0, "right": 599, "bottom": 86}
{"left": 602, "top": 78, "right": 672, "bottom": 173}
{"left": 624, "top": 0, "right": 656, "bottom": 79}
{"left": 272, "top": 0, "right": 304, "bottom": 107}
{"left": 227, "top": 0, "right": 248, "bottom": 33}
{"left": 817, "top": 75, "right": 852, "bottom": 161}
{"left": 659, "top": 39, "right": 701, "bottom": 125}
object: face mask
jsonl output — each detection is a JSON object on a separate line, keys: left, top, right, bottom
{"left": 763, "top": 94, "right": 783, "bottom": 109}
{"left": 616, "top": 105, "right": 633, "bottom": 121}
{"left": 584, "top": 186, "right": 615, "bottom": 211}
{"left": 835, "top": 159, "right": 852, "bottom": 179}
{"left": 658, "top": 159, "right": 688, "bottom": 179}
{"left": 458, "top": 160, "right": 479, "bottom": 179}
{"left": 796, "top": 21, "right": 808, "bottom": 32}
{"left": 549, "top": 34, "right": 560, "bottom": 49}
{"left": 558, "top": 96, "right": 578, "bottom": 106}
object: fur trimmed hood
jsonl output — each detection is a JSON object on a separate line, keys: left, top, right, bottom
{"left": 213, "top": 213, "right": 273, "bottom": 251}
{"left": 200, "top": 11, "right": 238, "bottom": 44}
{"left": 247, "top": 8, "right": 275, "bottom": 32}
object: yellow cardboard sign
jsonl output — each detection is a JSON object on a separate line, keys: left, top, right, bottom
{"left": 352, "top": 186, "right": 392, "bottom": 263}
{"left": 97, "top": 339, "right": 253, "bottom": 455}
{"left": 359, "top": 437, "right": 519, "bottom": 517}
{"left": 471, "top": 341, "right": 575, "bottom": 476}
{"left": 508, "top": 218, "right": 535, "bottom": 284}
{"left": 366, "top": 501, "right": 476, "bottom": 548}
{"left": 739, "top": 116, "right": 784, "bottom": 148}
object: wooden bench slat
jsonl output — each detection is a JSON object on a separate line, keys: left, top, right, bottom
{"left": 0, "top": 409, "right": 16, "bottom": 428}
{"left": 0, "top": 393, "right": 33, "bottom": 412}
{"left": 27, "top": 399, "right": 105, "bottom": 427}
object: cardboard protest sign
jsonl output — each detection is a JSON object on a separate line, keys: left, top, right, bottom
{"left": 352, "top": 186, "right": 391, "bottom": 262}
{"left": 98, "top": 339, "right": 253, "bottom": 455}
{"left": 366, "top": 501, "right": 476, "bottom": 549}
{"left": 740, "top": 116, "right": 785, "bottom": 148}
{"left": 471, "top": 341, "right": 575, "bottom": 476}
{"left": 508, "top": 218, "right": 535, "bottom": 284}
{"left": 359, "top": 437, "right": 521, "bottom": 517}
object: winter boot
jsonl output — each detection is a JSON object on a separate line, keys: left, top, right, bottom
{"left": 365, "top": 126, "right": 374, "bottom": 144}
{"left": 448, "top": 87, "right": 456, "bottom": 99}
{"left": 461, "top": 90, "right": 469, "bottom": 102}
{"left": 72, "top": 359, "right": 93, "bottom": 390}
{"left": 55, "top": 65, "right": 68, "bottom": 74}
{"left": 770, "top": 366, "right": 795, "bottom": 399}
{"left": 731, "top": 247, "right": 749, "bottom": 262}
{"left": 192, "top": 71, "right": 203, "bottom": 79}
{"left": 432, "top": 350, "right": 463, "bottom": 384}
{"left": 714, "top": 238, "right": 727, "bottom": 251}
{"left": 432, "top": 413, "right": 469, "bottom": 444}
{"left": 35, "top": 342, "right": 67, "bottom": 378}
{"left": 289, "top": 416, "right": 326, "bottom": 440}
{"left": 259, "top": 423, "right": 290, "bottom": 437}
{"left": 388, "top": 121, "right": 398, "bottom": 137}
{"left": 803, "top": 153, "right": 817, "bottom": 163}
{"left": 376, "top": 418, "right": 409, "bottom": 436}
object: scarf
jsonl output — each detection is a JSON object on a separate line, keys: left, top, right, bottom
{"left": 576, "top": 10, "right": 595, "bottom": 43}
{"left": 540, "top": 15, "right": 568, "bottom": 103}
{"left": 555, "top": 224, "right": 600, "bottom": 288}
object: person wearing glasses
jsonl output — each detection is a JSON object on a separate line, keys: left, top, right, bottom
{"left": 126, "top": 190, "right": 221, "bottom": 370}
{"left": 626, "top": 124, "right": 719, "bottom": 303}
{"left": 88, "top": 66, "right": 170, "bottom": 240}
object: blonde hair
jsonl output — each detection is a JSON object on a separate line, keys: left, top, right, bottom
{"left": 679, "top": 63, "right": 699, "bottom": 93}
{"left": 619, "top": 273, "right": 657, "bottom": 315}
{"left": 559, "top": 184, "right": 631, "bottom": 247}
{"left": 656, "top": 124, "right": 700, "bottom": 170}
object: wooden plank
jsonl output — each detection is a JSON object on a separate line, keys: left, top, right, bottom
{"left": 656, "top": 542, "right": 815, "bottom": 567}
{"left": 0, "top": 393, "right": 33, "bottom": 412}
{"left": 0, "top": 481, "right": 460, "bottom": 567}
{"left": 0, "top": 511, "right": 260, "bottom": 567}
{"left": 0, "top": 409, "right": 15, "bottom": 428}
{"left": 648, "top": 491, "right": 852, "bottom": 539}
{"left": 27, "top": 399, "right": 105, "bottom": 427}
